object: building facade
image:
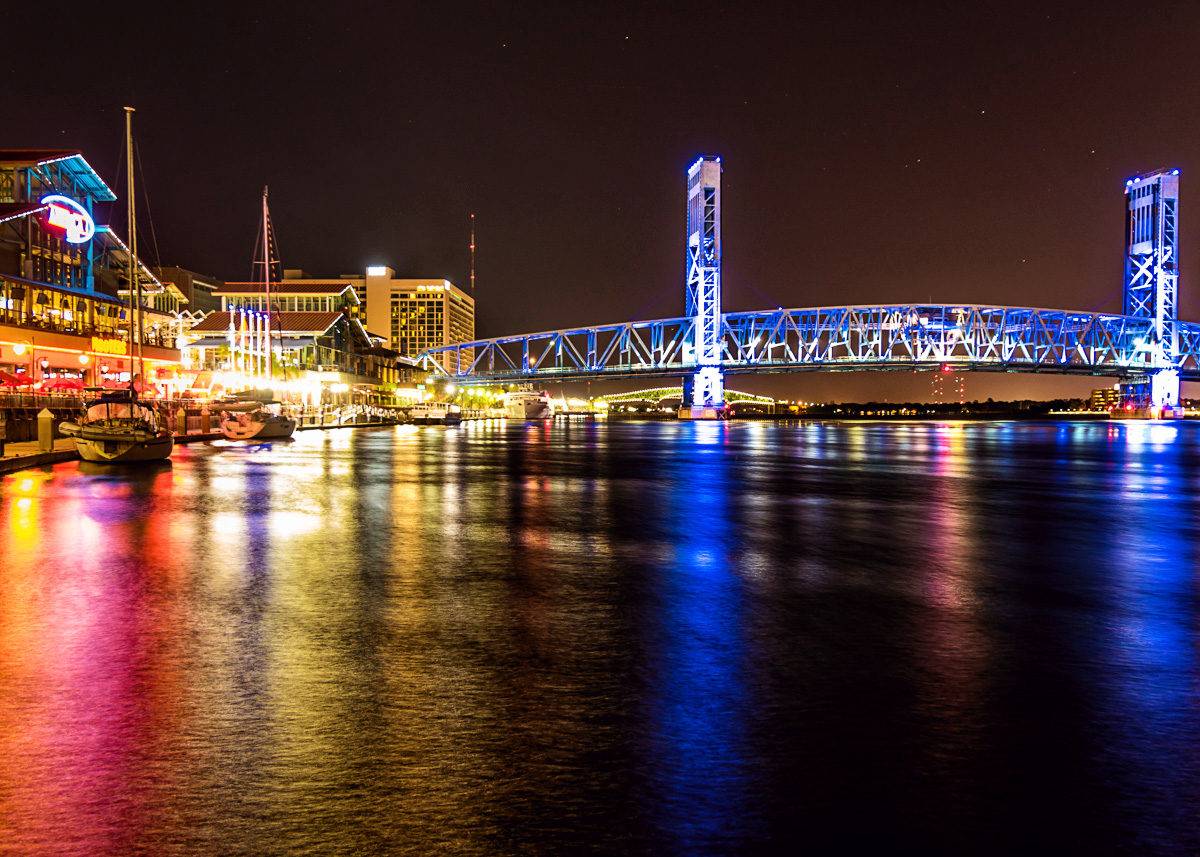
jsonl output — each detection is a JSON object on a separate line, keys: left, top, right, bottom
{"left": 154, "top": 266, "right": 223, "bottom": 315}
{"left": 361, "top": 267, "right": 475, "bottom": 370}
{"left": 260, "top": 266, "right": 476, "bottom": 370}
{"left": 0, "top": 150, "right": 180, "bottom": 387}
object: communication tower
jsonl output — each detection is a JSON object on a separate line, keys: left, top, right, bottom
{"left": 1121, "top": 169, "right": 1180, "bottom": 409}
{"left": 681, "top": 157, "right": 724, "bottom": 417}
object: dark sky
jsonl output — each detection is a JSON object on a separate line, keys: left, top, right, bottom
{"left": 10, "top": 2, "right": 1200, "bottom": 400}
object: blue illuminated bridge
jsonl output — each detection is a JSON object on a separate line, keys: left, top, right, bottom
{"left": 420, "top": 161, "right": 1194, "bottom": 417}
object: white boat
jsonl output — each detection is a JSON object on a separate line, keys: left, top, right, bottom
{"left": 60, "top": 391, "right": 175, "bottom": 462}
{"left": 410, "top": 403, "right": 447, "bottom": 424}
{"left": 504, "top": 390, "right": 553, "bottom": 420}
{"left": 60, "top": 108, "right": 172, "bottom": 465}
{"left": 219, "top": 401, "right": 296, "bottom": 440}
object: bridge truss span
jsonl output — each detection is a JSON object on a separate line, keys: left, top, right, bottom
{"left": 420, "top": 303, "right": 1192, "bottom": 384}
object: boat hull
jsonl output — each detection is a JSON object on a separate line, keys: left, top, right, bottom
{"left": 220, "top": 417, "right": 297, "bottom": 440}
{"left": 60, "top": 397, "right": 174, "bottom": 464}
{"left": 410, "top": 407, "right": 448, "bottom": 425}
{"left": 504, "top": 395, "right": 553, "bottom": 420}
{"left": 67, "top": 430, "right": 175, "bottom": 463}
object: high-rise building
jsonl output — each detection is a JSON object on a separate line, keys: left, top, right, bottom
{"left": 362, "top": 267, "right": 474, "bottom": 370}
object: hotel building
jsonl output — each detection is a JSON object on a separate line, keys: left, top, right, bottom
{"left": 361, "top": 267, "right": 475, "bottom": 372}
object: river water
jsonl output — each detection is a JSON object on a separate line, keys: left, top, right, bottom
{"left": 0, "top": 419, "right": 1198, "bottom": 855}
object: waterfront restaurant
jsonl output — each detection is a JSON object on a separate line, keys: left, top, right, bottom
{"left": 0, "top": 150, "right": 181, "bottom": 388}
{"left": 182, "top": 307, "right": 418, "bottom": 406}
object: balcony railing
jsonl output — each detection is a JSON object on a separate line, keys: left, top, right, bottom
{"left": 0, "top": 307, "right": 176, "bottom": 349}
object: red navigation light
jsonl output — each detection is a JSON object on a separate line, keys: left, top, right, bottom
{"left": 941, "top": 364, "right": 952, "bottom": 373}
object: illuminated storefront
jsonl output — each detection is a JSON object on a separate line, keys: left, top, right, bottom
{"left": 182, "top": 308, "right": 413, "bottom": 405}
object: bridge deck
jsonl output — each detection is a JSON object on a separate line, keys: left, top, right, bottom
{"left": 419, "top": 304, "right": 1200, "bottom": 384}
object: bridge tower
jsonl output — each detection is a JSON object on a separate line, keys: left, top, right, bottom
{"left": 681, "top": 156, "right": 725, "bottom": 419}
{"left": 1121, "top": 169, "right": 1181, "bottom": 409}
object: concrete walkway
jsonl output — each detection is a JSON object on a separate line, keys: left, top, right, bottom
{"left": 0, "top": 440, "right": 77, "bottom": 475}
{"left": 0, "top": 422, "right": 399, "bottom": 476}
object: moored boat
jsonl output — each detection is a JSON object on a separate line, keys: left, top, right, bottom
{"left": 410, "top": 403, "right": 449, "bottom": 424}
{"left": 219, "top": 401, "right": 297, "bottom": 440}
{"left": 60, "top": 390, "right": 174, "bottom": 462}
{"left": 59, "top": 108, "right": 172, "bottom": 465}
{"left": 503, "top": 390, "right": 553, "bottom": 420}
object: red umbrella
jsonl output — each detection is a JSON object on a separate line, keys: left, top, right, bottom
{"left": 42, "top": 377, "right": 86, "bottom": 392}
{"left": 102, "top": 380, "right": 159, "bottom": 394}
{"left": 0, "top": 371, "right": 34, "bottom": 387}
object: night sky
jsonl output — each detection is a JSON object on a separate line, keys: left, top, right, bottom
{"left": 11, "top": 2, "right": 1200, "bottom": 400}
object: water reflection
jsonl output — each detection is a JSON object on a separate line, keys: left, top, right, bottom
{"left": 0, "top": 421, "right": 1199, "bottom": 855}
{"left": 639, "top": 422, "right": 759, "bottom": 852}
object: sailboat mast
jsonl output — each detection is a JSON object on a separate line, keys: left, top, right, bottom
{"left": 123, "top": 106, "right": 140, "bottom": 398}
{"left": 263, "top": 186, "right": 272, "bottom": 383}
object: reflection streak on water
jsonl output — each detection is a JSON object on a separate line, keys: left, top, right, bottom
{"left": 0, "top": 421, "right": 1198, "bottom": 855}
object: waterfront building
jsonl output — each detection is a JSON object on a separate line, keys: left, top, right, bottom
{"left": 154, "top": 266, "right": 223, "bottom": 314}
{"left": 1090, "top": 386, "right": 1121, "bottom": 411}
{"left": 215, "top": 279, "right": 360, "bottom": 315}
{"left": 0, "top": 150, "right": 181, "bottom": 386}
{"left": 181, "top": 306, "right": 418, "bottom": 406}
{"left": 257, "top": 266, "right": 476, "bottom": 372}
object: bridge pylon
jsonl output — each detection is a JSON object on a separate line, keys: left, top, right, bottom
{"left": 680, "top": 156, "right": 725, "bottom": 419}
{"left": 1121, "top": 169, "right": 1181, "bottom": 410}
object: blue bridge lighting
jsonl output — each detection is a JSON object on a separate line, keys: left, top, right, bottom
{"left": 421, "top": 163, "right": 1192, "bottom": 411}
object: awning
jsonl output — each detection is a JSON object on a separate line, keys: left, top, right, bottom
{"left": 184, "top": 337, "right": 229, "bottom": 349}
{"left": 183, "top": 336, "right": 316, "bottom": 350}
{"left": 279, "top": 337, "right": 316, "bottom": 349}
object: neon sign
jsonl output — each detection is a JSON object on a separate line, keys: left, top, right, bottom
{"left": 91, "top": 337, "right": 128, "bottom": 356}
{"left": 40, "top": 195, "right": 95, "bottom": 244}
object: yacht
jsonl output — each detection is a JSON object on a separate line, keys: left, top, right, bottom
{"left": 503, "top": 390, "right": 553, "bottom": 420}
{"left": 218, "top": 401, "right": 296, "bottom": 440}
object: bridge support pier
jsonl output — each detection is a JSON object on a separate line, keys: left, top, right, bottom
{"left": 679, "top": 156, "right": 727, "bottom": 421}
{"left": 1122, "top": 170, "right": 1182, "bottom": 415}
{"left": 679, "top": 366, "right": 726, "bottom": 420}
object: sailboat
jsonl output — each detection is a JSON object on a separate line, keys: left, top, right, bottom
{"left": 219, "top": 188, "right": 297, "bottom": 441}
{"left": 60, "top": 107, "right": 174, "bottom": 463}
